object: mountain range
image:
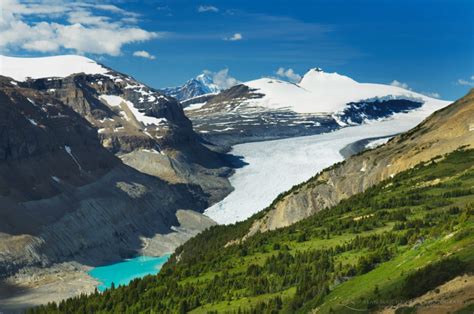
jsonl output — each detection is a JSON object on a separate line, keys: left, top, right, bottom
{"left": 182, "top": 68, "right": 449, "bottom": 145}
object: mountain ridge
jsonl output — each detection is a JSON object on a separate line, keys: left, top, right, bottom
{"left": 184, "top": 68, "right": 449, "bottom": 145}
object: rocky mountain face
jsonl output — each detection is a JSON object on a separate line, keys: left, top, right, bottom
{"left": 161, "top": 73, "right": 221, "bottom": 102}
{"left": 16, "top": 58, "right": 233, "bottom": 204}
{"left": 0, "top": 56, "right": 234, "bottom": 278}
{"left": 184, "top": 69, "right": 448, "bottom": 146}
{"left": 246, "top": 89, "right": 474, "bottom": 236}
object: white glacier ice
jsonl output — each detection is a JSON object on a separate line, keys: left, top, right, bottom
{"left": 204, "top": 96, "right": 450, "bottom": 224}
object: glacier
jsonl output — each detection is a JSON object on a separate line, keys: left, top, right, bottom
{"left": 204, "top": 96, "right": 450, "bottom": 224}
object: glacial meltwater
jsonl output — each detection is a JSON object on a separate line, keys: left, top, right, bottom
{"left": 88, "top": 255, "right": 170, "bottom": 291}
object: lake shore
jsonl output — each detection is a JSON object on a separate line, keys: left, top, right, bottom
{"left": 0, "top": 263, "right": 97, "bottom": 313}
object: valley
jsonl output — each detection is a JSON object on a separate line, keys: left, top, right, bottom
{"left": 0, "top": 55, "right": 468, "bottom": 313}
{"left": 31, "top": 141, "right": 474, "bottom": 314}
{"left": 1, "top": 1, "right": 472, "bottom": 313}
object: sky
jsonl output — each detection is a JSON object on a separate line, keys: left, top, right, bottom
{"left": 1, "top": 0, "right": 473, "bottom": 100}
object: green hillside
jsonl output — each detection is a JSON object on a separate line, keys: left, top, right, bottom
{"left": 30, "top": 148, "right": 474, "bottom": 313}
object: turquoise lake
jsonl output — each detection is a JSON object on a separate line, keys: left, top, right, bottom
{"left": 88, "top": 255, "right": 170, "bottom": 292}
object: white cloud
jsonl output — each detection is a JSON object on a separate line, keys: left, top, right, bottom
{"left": 276, "top": 67, "right": 301, "bottom": 83}
{"left": 390, "top": 80, "right": 441, "bottom": 99}
{"left": 0, "top": 0, "right": 158, "bottom": 56}
{"left": 203, "top": 68, "right": 240, "bottom": 89}
{"left": 198, "top": 5, "right": 219, "bottom": 13}
{"left": 225, "top": 33, "right": 243, "bottom": 41}
{"left": 390, "top": 80, "right": 410, "bottom": 90}
{"left": 457, "top": 76, "right": 474, "bottom": 87}
{"left": 421, "top": 91, "right": 440, "bottom": 99}
{"left": 133, "top": 50, "right": 156, "bottom": 60}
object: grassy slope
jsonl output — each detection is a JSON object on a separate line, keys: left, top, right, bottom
{"left": 30, "top": 148, "right": 474, "bottom": 313}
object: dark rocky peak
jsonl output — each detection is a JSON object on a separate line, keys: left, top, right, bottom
{"left": 0, "top": 76, "right": 118, "bottom": 200}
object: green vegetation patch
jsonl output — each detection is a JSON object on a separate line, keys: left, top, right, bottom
{"left": 29, "top": 149, "right": 474, "bottom": 313}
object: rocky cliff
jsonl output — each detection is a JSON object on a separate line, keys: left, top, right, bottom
{"left": 0, "top": 56, "right": 234, "bottom": 279}
{"left": 247, "top": 89, "right": 474, "bottom": 236}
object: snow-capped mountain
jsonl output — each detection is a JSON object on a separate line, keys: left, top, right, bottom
{"left": 161, "top": 73, "right": 222, "bottom": 102}
{"left": 0, "top": 55, "right": 110, "bottom": 81}
{"left": 0, "top": 54, "right": 232, "bottom": 200}
{"left": 184, "top": 68, "right": 450, "bottom": 145}
{"left": 0, "top": 55, "right": 233, "bottom": 281}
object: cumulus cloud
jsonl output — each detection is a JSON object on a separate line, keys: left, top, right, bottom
{"left": 133, "top": 50, "right": 156, "bottom": 60}
{"left": 421, "top": 92, "right": 440, "bottom": 99}
{"left": 390, "top": 80, "right": 410, "bottom": 90}
{"left": 457, "top": 75, "right": 474, "bottom": 87}
{"left": 224, "top": 33, "right": 243, "bottom": 41}
{"left": 276, "top": 67, "right": 302, "bottom": 83}
{"left": 0, "top": 0, "right": 159, "bottom": 56}
{"left": 204, "top": 68, "right": 240, "bottom": 89}
{"left": 198, "top": 5, "right": 219, "bottom": 13}
{"left": 390, "top": 80, "right": 441, "bottom": 98}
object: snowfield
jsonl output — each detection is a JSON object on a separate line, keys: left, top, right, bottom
{"left": 204, "top": 96, "right": 450, "bottom": 224}
{"left": 244, "top": 68, "right": 438, "bottom": 114}
{"left": 0, "top": 55, "right": 109, "bottom": 81}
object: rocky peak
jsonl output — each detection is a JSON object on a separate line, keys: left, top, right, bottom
{"left": 0, "top": 76, "right": 118, "bottom": 201}
{"left": 161, "top": 72, "right": 223, "bottom": 102}
{"left": 20, "top": 68, "right": 193, "bottom": 154}
{"left": 299, "top": 67, "right": 356, "bottom": 88}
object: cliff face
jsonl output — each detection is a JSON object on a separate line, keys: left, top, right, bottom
{"left": 22, "top": 68, "right": 232, "bottom": 203}
{"left": 247, "top": 90, "right": 474, "bottom": 235}
{"left": 0, "top": 62, "right": 234, "bottom": 277}
{"left": 0, "top": 77, "right": 118, "bottom": 202}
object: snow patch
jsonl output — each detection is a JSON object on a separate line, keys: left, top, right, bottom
{"left": 51, "top": 176, "right": 61, "bottom": 183}
{"left": 27, "top": 118, "right": 38, "bottom": 126}
{"left": 100, "top": 94, "right": 167, "bottom": 126}
{"left": 0, "top": 55, "right": 109, "bottom": 81}
{"left": 142, "top": 148, "right": 160, "bottom": 154}
{"left": 365, "top": 137, "right": 391, "bottom": 149}
{"left": 64, "top": 145, "right": 82, "bottom": 171}
{"left": 99, "top": 95, "right": 123, "bottom": 107}
{"left": 26, "top": 98, "right": 36, "bottom": 106}
{"left": 184, "top": 102, "right": 207, "bottom": 111}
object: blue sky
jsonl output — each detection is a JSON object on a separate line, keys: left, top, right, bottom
{"left": 2, "top": 0, "right": 473, "bottom": 100}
